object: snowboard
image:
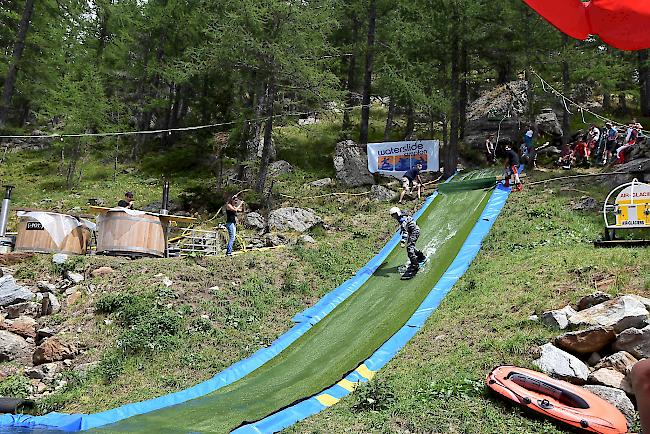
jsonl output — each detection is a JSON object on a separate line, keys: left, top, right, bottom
{"left": 400, "top": 266, "right": 419, "bottom": 280}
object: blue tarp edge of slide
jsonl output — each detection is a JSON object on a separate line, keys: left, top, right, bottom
{"left": 0, "top": 181, "right": 449, "bottom": 432}
{"left": 233, "top": 182, "right": 512, "bottom": 434}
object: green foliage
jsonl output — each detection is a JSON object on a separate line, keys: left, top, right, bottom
{"left": 0, "top": 374, "right": 31, "bottom": 399}
{"left": 415, "top": 376, "right": 484, "bottom": 403}
{"left": 352, "top": 379, "right": 395, "bottom": 412}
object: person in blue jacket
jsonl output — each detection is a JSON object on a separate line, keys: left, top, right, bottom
{"left": 390, "top": 206, "right": 425, "bottom": 273}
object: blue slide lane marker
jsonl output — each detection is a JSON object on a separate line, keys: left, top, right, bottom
{"left": 233, "top": 182, "right": 513, "bottom": 434}
{"left": 0, "top": 179, "right": 451, "bottom": 432}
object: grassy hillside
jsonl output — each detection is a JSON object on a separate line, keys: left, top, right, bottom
{"left": 289, "top": 169, "right": 650, "bottom": 434}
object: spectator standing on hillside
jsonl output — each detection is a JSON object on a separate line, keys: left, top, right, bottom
{"left": 399, "top": 162, "right": 423, "bottom": 204}
{"left": 484, "top": 134, "right": 496, "bottom": 164}
{"left": 225, "top": 196, "right": 244, "bottom": 257}
{"left": 586, "top": 124, "right": 600, "bottom": 160}
{"left": 504, "top": 144, "right": 522, "bottom": 192}
{"left": 602, "top": 122, "right": 618, "bottom": 164}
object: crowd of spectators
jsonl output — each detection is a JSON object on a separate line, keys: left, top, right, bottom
{"left": 557, "top": 120, "right": 644, "bottom": 169}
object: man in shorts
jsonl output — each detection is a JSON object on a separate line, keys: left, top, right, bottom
{"left": 399, "top": 162, "right": 423, "bottom": 204}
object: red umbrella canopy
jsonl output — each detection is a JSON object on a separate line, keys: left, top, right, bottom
{"left": 523, "top": 0, "right": 650, "bottom": 50}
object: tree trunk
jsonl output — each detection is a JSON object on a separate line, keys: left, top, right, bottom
{"left": 459, "top": 42, "right": 469, "bottom": 140}
{"left": 383, "top": 98, "right": 395, "bottom": 141}
{"left": 602, "top": 92, "right": 611, "bottom": 111}
{"left": 242, "top": 80, "right": 267, "bottom": 182}
{"left": 618, "top": 92, "right": 627, "bottom": 114}
{"left": 255, "top": 80, "right": 276, "bottom": 193}
{"left": 0, "top": 0, "right": 35, "bottom": 127}
{"left": 444, "top": 11, "right": 460, "bottom": 178}
{"left": 403, "top": 103, "right": 415, "bottom": 140}
{"left": 342, "top": 17, "right": 360, "bottom": 132}
{"left": 561, "top": 35, "right": 571, "bottom": 145}
{"left": 640, "top": 49, "right": 650, "bottom": 116}
{"left": 359, "top": 0, "right": 377, "bottom": 146}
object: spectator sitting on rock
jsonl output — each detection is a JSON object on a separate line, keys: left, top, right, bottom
{"left": 117, "top": 192, "right": 134, "bottom": 209}
{"left": 616, "top": 121, "right": 640, "bottom": 164}
{"left": 602, "top": 122, "right": 618, "bottom": 165}
{"left": 586, "top": 124, "right": 600, "bottom": 159}
{"left": 557, "top": 143, "right": 573, "bottom": 169}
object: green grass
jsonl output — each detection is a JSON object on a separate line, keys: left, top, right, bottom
{"left": 288, "top": 170, "right": 649, "bottom": 434}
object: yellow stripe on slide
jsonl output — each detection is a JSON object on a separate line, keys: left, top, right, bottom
{"left": 316, "top": 394, "right": 340, "bottom": 407}
{"left": 337, "top": 379, "right": 358, "bottom": 392}
{"left": 355, "top": 364, "right": 376, "bottom": 380}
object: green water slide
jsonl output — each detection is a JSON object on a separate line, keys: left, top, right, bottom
{"left": 98, "top": 171, "right": 496, "bottom": 433}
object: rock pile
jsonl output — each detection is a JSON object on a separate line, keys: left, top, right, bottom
{"left": 533, "top": 292, "right": 649, "bottom": 424}
{"left": 0, "top": 262, "right": 87, "bottom": 401}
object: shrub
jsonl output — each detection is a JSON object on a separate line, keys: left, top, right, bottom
{"left": 352, "top": 379, "right": 395, "bottom": 412}
{"left": 0, "top": 375, "right": 31, "bottom": 399}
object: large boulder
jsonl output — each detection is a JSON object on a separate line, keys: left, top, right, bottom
{"left": 533, "top": 343, "right": 589, "bottom": 383}
{"left": 333, "top": 140, "right": 374, "bottom": 187}
{"left": 370, "top": 185, "right": 398, "bottom": 202}
{"left": 5, "top": 302, "right": 41, "bottom": 319}
{"left": 595, "top": 351, "right": 638, "bottom": 375}
{"left": 0, "top": 275, "right": 34, "bottom": 307}
{"left": 0, "top": 330, "right": 32, "bottom": 362}
{"left": 33, "top": 338, "right": 76, "bottom": 365}
{"left": 243, "top": 212, "right": 266, "bottom": 230}
{"left": 577, "top": 291, "right": 612, "bottom": 311}
{"left": 568, "top": 295, "right": 648, "bottom": 332}
{"left": 540, "top": 305, "right": 577, "bottom": 330}
{"left": 612, "top": 325, "right": 650, "bottom": 359}
{"left": 534, "top": 109, "right": 563, "bottom": 137}
{"left": 583, "top": 385, "right": 635, "bottom": 427}
{"left": 554, "top": 326, "right": 616, "bottom": 354}
{"left": 268, "top": 160, "right": 293, "bottom": 178}
{"left": 588, "top": 368, "right": 633, "bottom": 394}
{"left": 463, "top": 80, "right": 529, "bottom": 149}
{"left": 268, "top": 208, "right": 322, "bottom": 233}
{"left": 0, "top": 316, "right": 37, "bottom": 339}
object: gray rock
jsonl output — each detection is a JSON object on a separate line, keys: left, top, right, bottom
{"left": 41, "top": 292, "right": 61, "bottom": 316}
{"left": 36, "top": 281, "right": 57, "bottom": 293}
{"left": 568, "top": 295, "right": 648, "bottom": 333}
{"left": 0, "top": 275, "right": 34, "bottom": 307}
{"left": 268, "top": 208, "right": 322, "bottom": 233}
{"left": 533, "top": 343, "right": 589, "bottom": 383}
{"left": 535, "top": 110, "right": 563, "bottom": 137}
{"left": 629, "top": 294, "right": 650, "bottom": 310}
{"left": 0, "top": 330, "right": 31, "bottom": 362}
{"left": 594, "top": 351, "right": 638, "bottom": 375}
{"left": 264, "top": 234, "right": 285, "bottom": 247}
{"left": 588, "top": 368, "right": 633, "bottom": 394}
{"left": 268, "top": 160, "right": 293, "bottom": 178}
{"left": 528, "top": 314, "right": 539, "bottom": 321}
{"left": 583, "top": 385, "right": 635, "bottom": 426}
{"left": 299, "top": 234, "right": 316, "bottom": 244}
{"left": 537, "top": 145, "right": 562, "bottom": 155}
{"left": 5, "top": 302, "right": 40, "bottom": 319}
{"left": 612, "top": 325, "right": 650, "bottom": 359}
{"left": 307, "top": 178, "right": 333, "bottom": 188}
{"left": 554, "top": 326, "right": 616, "bottom": 354}
{"left": 65, "top": 271, "right": 84, "bottom": 284}
{"left": 52, "top": 254, "right": 68, "bottom": 265}
{"left": 243, "top": 212, "right": 266, "bottom": 230}
{"left": 571, "top": 196, "right": 599, "bottom": 211}
{"left": 577, "top": 291, "right": 612, "bottom": 311}
{"left": 463, "top": 81, "right": 529, "bottom": 149}
{"left": 540, "top": 305, "right": 577, "bottom": 330}
{"left": 370, "top": 185, "right": 398, "bottom": 202}
{"left": 73, "top": 361, "right": 99, "bottom": 376}
{"left": 36, "top": 327, "right": 55, "bottom": 342}
{"left": 333, "top": 140, "right": 374, "bottom": 187}
{"left": 587, "top": 352, "right": 602, "bottom": 366}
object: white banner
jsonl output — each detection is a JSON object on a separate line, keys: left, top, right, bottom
{"left": 367, "top": 140, "right": 439, "bottom": 178}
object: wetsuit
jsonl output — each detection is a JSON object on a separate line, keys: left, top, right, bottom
{"left": 397, "top": 213, "right": 425, "bottom": 268}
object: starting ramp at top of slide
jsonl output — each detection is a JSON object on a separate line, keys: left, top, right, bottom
{"left": 0, "top": 170, "right": 507, "bottom": 433}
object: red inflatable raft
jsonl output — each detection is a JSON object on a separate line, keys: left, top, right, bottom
{"left": 487, "top": 366, "right": 628, "bottom": 434}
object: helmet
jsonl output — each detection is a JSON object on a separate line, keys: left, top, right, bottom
{"left": 389, "top": 206, "right": 401, "bottom": 216}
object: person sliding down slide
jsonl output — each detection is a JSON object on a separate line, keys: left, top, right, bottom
{"left": 390, "top": 207, "right": 426, "bottom": 280}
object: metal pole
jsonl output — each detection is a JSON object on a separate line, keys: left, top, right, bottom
{"left": 0, "top": 185, "right": 14, "bottom": 237}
